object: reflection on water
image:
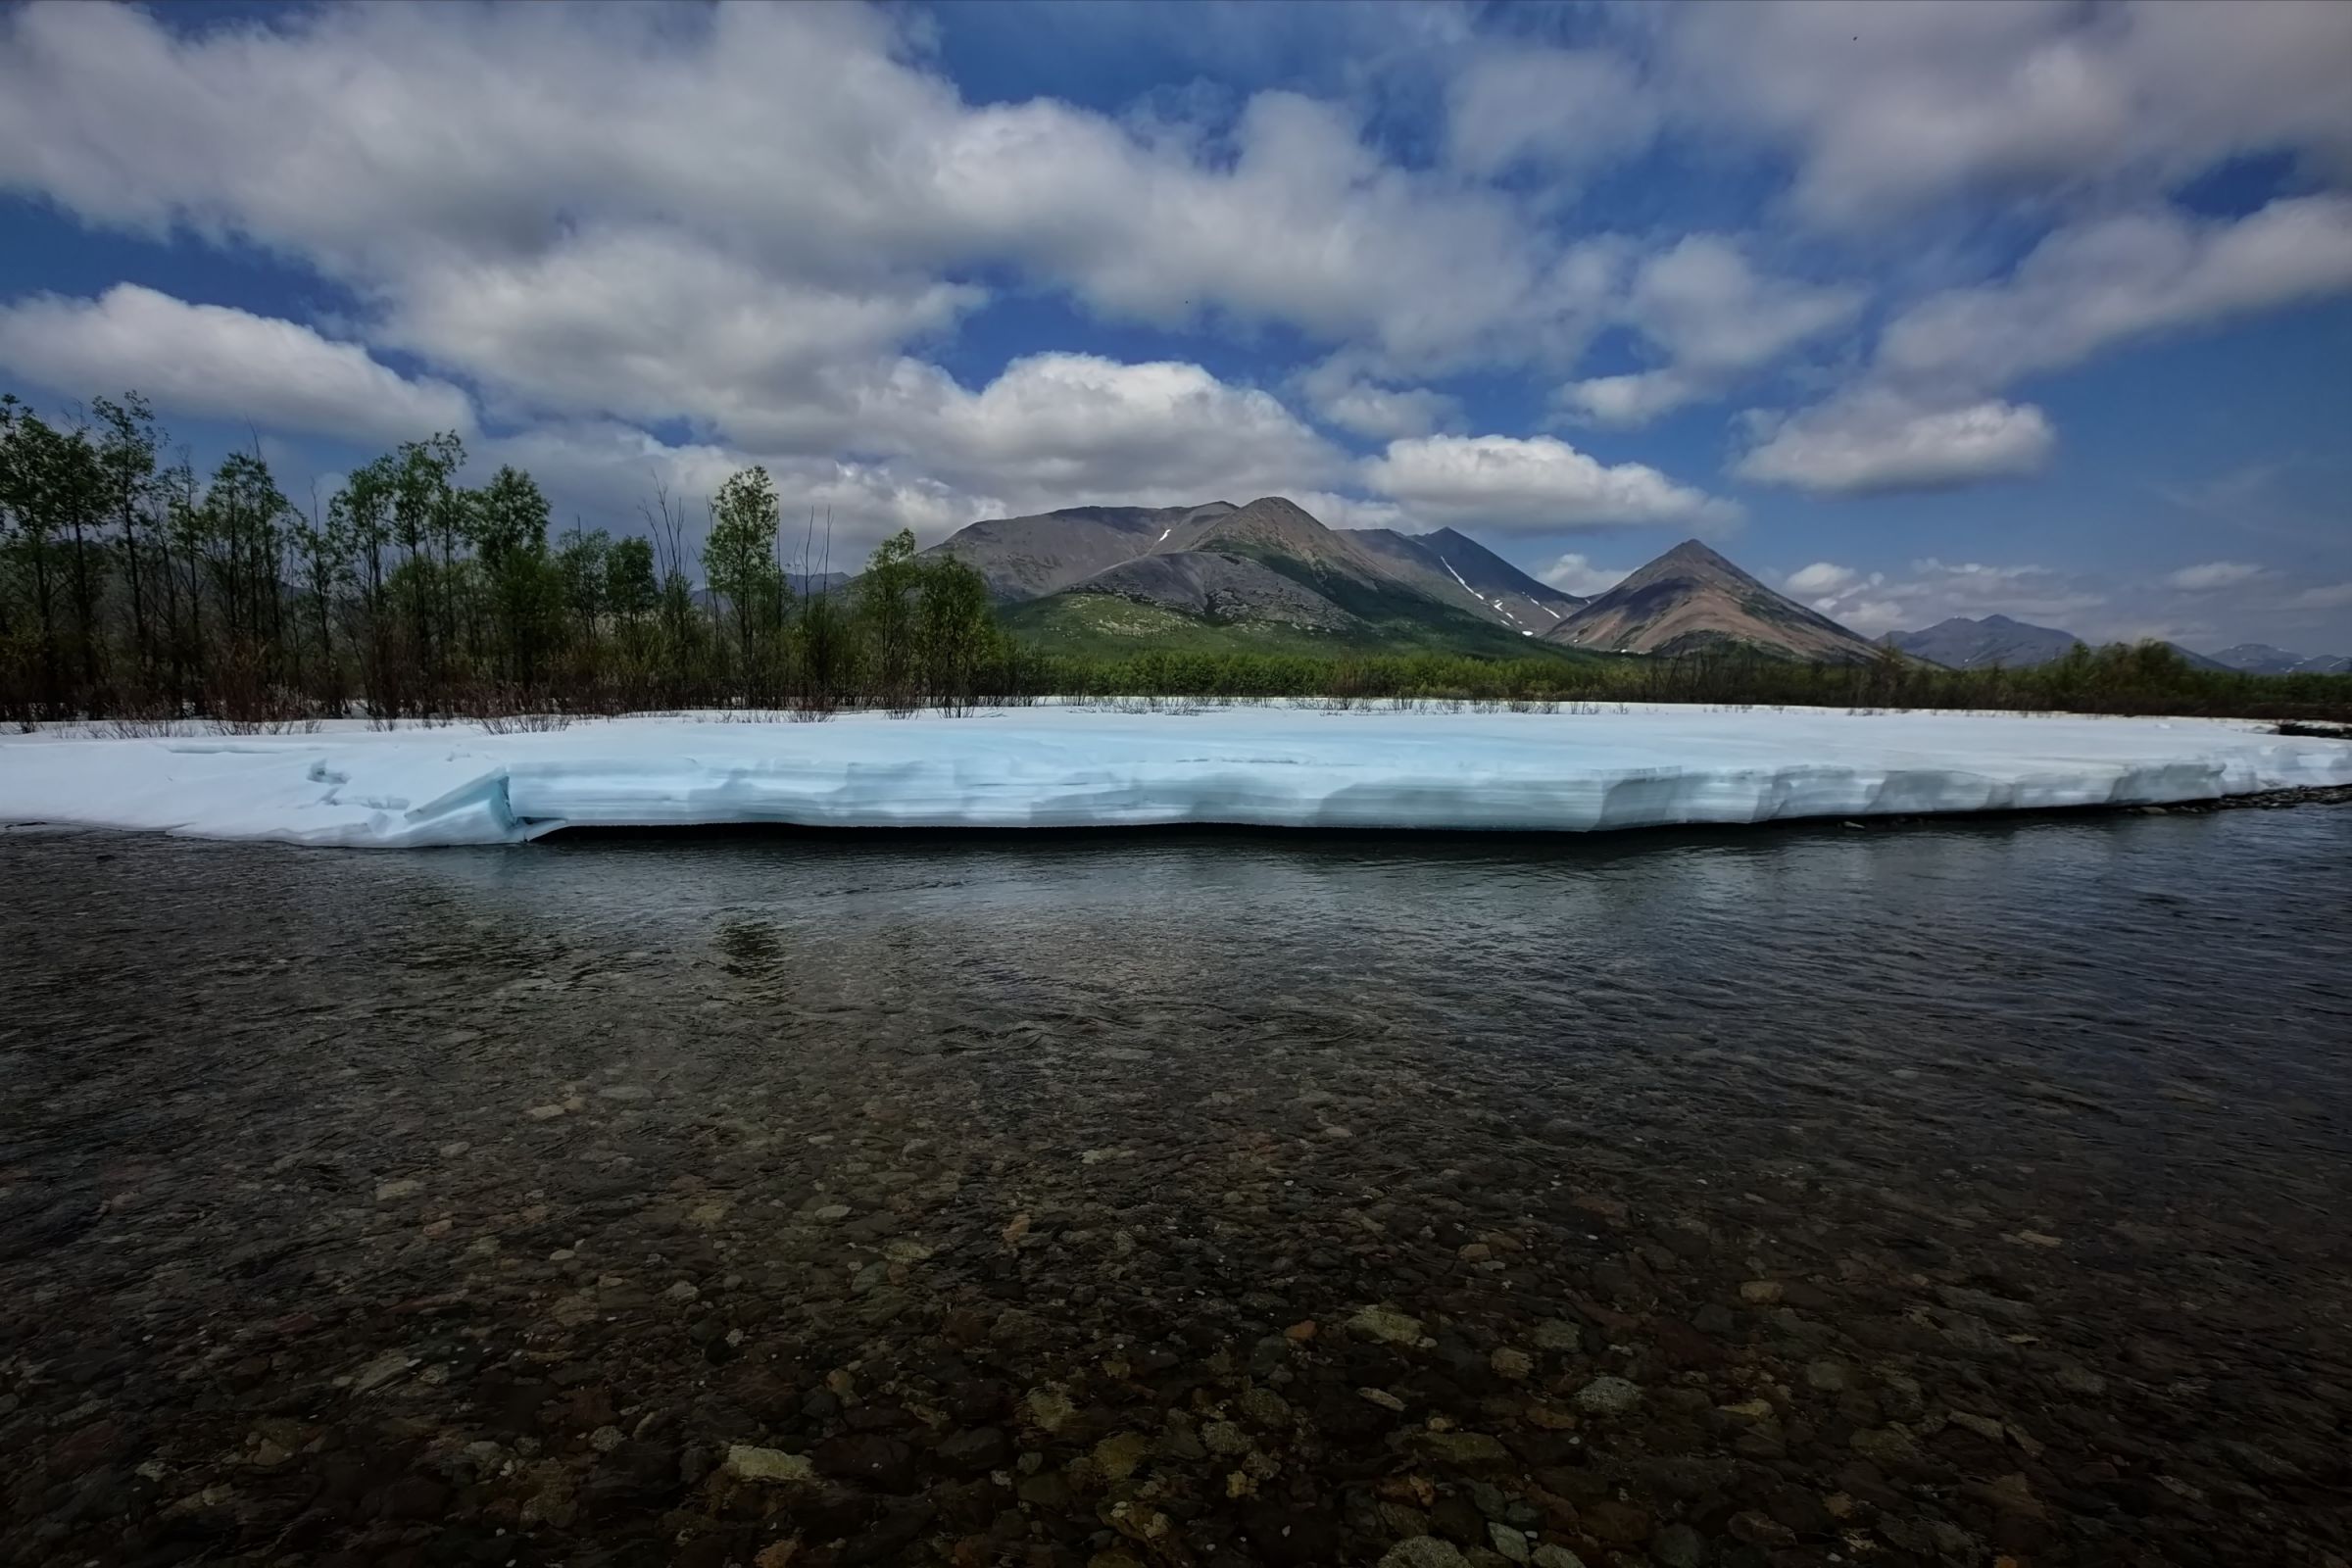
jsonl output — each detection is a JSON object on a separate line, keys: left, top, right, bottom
{"left": 2, "top": 808, "right": 2349, "bottom": 1567}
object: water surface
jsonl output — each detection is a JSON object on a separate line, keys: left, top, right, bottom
{"left": 3, "top": 808, "right": 2348, "bottom": 1567}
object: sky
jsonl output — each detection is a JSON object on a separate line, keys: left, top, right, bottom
{"left": 1, "top": 0, "right": 2349, "bottom": 655}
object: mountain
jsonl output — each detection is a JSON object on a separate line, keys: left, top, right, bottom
{"left": 1883, "top": 614, "right": 2082, "bottom": 668}
{"left": 1543, "top": 540, "right": 1885, "bottom": 662}
{"left": 1384, "top": 526, "right": 1585, "bottom": 635}
{"left": 1879, "top": 615, "right": 2241, "bottom": 672}
{"left": 928, "top": 502, "right": 1237, "bottom": 602}
{"left": 941, "top": 496, "right": 1593, "bottom": 659}
{"left": 1050, "top": 551, "right": 1357, "bottom": 632}
{"left": 2208, "top": 642, "right": 2352, "bottom": 675}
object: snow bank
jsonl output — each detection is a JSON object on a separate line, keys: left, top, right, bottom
{"left": 3, "top": 708, "right": 2347, "bottom": 849}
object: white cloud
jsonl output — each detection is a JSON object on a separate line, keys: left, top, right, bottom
{"left": 1658, "top": 2, "right": 2352, "bottom": 227}
{"left": 1446, "top": 45, "right": 1657, "bottom": 180}
{"left": 1784, "top": 563, "right": 1863, "bottom": 598}
{"left": 2286, "top": 581, "right": 2352, "bottom": 612}
{"left": 378, "top": 228, "right": 981, "bottom": 445}
{"left": 0, "top": 284, "right": 472, "bottom": 444}
{"left": 1736, "top": 392, "right": 2055, "bottom": 496}
{"left": 0, "top": 3, "right": 1612, "bottom": 380}
{"left": 1539, "top": 553, "right": 1632, "bottom": 597}
{"left": 1363, "top": 433, "right": 1740, "bottom": 532}
{"left": 1294, "top": 356, "right": 1461, "bottom": 441}
{"left": 907, "top": 353, "right": 1345, "bottom": 510}
{"left": 1560, "top": 236, "right": 1860, "bottom": 424}
{"left": 1557, "top": 370, "right": 1699, "bottom": 428}
{"left": 1879, "top": 196, "right": 2352, "bottom": 395}
{"left": 2164, "top": 562, "right": 2267, "bottom": 592}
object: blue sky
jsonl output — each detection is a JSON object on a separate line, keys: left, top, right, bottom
{"left": 2, "top": 0, "right": 2349, "bottom": 652}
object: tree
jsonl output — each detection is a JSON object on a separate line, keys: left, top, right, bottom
{"left": 702, "top": 466, "right": 782, "bottom": 688}
{"left": 857, "top": 527, "right": 922, "bottom": 707}
{"left": 917, "top": 554, "right": 994, "bottom": 710}
{"left": 92, "top": 393, "right": 161, "bottom": 688}
{"left": 288, "top": 488, "right": 349, "bottom": 703}
{"left": 392, "top": 432, "right": 464, "bottom": 686}
{"left": 607, "top": 536, "right": 657, "bottom": 629}
{"left": 555, "top": 524, "right": 611, "bottom": 650}
{"left": 474, "top": 466, "right": 554, "bottom": 683}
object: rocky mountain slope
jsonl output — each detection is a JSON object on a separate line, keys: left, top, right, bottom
{"left": 933, "top": 497, "right": 1586, "bottom": 656}
{"left": 1544, "top": 540, "right": 1885, "bottom": 662}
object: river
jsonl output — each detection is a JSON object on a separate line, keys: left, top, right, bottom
{"left": 3, "top": 807, "right": 2349, "bottom": 1566}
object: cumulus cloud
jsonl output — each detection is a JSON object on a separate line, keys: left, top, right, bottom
{"left": 1784, "top": 563, "right": 1864, "bottom": 598}
{"left": 1362, "top": 433, "right": 1740, "bottom": 533}
{"left": 1736, "top": 393, "right": 2055, "bottom": 495}
{"left": 378, "top": 228, "right": 982, "bottom": 445}
{"left": 906, "top": 353, "right": 1346, "bottom": 508}
{"left": 2165, "top": 562, "right": 2268, "bottom": 591}
{"left": 1560, "top": 236, "right": 1860, "bottom": 425}
{"left": 1740, "top": 195, "right": 2352, "bottom": 498}
{"left": 1879, "top": 196, "right": 2352, "bottom": 395}
{"left": 1445, "top": 45, "right": 1657, "bottom": 180}
{"left": 1657, "top": 1, "right": 2352, "bottom": 227}
{"left": 1539, "top": 554, "right": 1632, "bottom": 597}
{"left": 0, "top": 3, "right": 1608, "bottom": 379}
{"left": 0, "top": 284, "right": 473, "bottom": 444}
{"left": 1294, "top": 356, "right": 1461, "bottom": 441}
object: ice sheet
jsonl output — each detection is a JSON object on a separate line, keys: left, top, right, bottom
{"left": 3, "top": 707, "right": 2347, "bottom": 849}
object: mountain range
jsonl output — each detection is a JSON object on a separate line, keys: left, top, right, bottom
{"left": 2206, "top": 642, "right": 2352, "bottom": 675}
{"left": 1882, "top": 616, "right": 2346, "bottom": 673}
{"left": 913, "top": 496, "right": 2350, "bottom": 671}
{"left": 925, "top": 496, "right": 1886, "bottom": 663}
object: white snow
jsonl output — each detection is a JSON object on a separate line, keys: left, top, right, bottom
{"left": 1155, "top": 527, "right": 1172, "bottom": 543}
{"left": 3, "top": 707, "right": 2346, "bottom": 849}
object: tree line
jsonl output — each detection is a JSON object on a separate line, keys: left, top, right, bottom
{"left": 0, "top": 389, "right": 1015, "bottom": 725}
{"left": 1032, "top": 640, "right": 2350, "bottom": 720}
{"left": 3, "top": 386, "right": 2343, "bottom": 728}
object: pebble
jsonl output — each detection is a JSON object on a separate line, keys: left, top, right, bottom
{"left": 1572, "top": 1375, "right": 1643, "bottom": 1416}
{"left": 1380, "top": 1539, "right": 1469, "bottom": 1568}
{"left": 1489, "top": 1347, "right": 1533, "bottom": 1381}
{"left": 1531, "top": 1318, "right": 1583, "bottom": 1353}
{"left": 1651, "top": 1523, "right": 1705, "bottom": 1568}
{"left": 1349, "top": 1304, "right": 1425, "bottom": 1346}
{"left": 723, "top": 1445, "right": 813, "bottom": 1484}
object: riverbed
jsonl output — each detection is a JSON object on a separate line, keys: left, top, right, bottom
{"left": 3, "top": 808, "right": 2348, "bottom": 1565}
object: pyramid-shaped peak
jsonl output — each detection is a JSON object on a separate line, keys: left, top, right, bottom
{"left": 1618, "top": 537, "right": 1756, "bottom": 590}
{"left": 1654, "top": 538, "right": 1740, "bottom": 569}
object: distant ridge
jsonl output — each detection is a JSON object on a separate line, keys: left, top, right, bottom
{"left": 1882, "top": 614, "right": 2082, "bottom": 669}
{"left": 1884, "top": 615, "right": 2243, "bottom": 671}
{"left": 2207, "top": 641, "right": 2352, "bottom": 675}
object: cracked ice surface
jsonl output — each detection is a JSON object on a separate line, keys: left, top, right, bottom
{"left": 2, "top": 706, "right": 2348, "bottom": 849}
